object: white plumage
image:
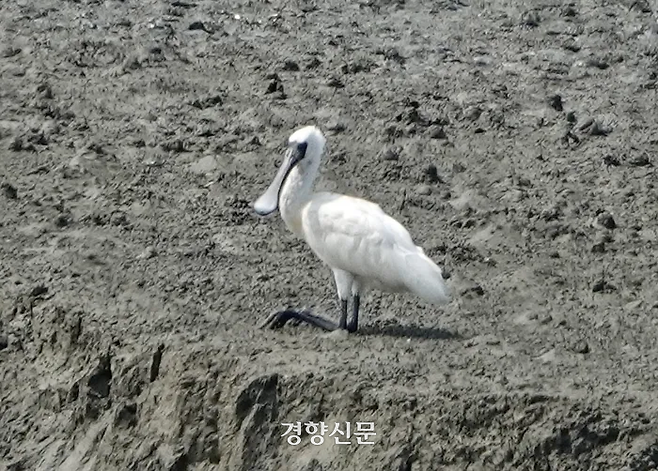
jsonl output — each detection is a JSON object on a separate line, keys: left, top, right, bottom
{"left": 254, "top": 125, "right": 450, "bottom": 332}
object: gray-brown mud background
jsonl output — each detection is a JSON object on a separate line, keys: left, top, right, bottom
{"left": 2, "top": 0, "right": 658, "bottom": 469}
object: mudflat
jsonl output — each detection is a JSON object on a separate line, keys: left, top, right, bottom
{"left": 1, "top": 0, "right": 657, "bottom": 469}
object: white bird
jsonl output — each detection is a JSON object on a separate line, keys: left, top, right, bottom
{"left": 254, "top": 125, "right": 451, "bottom": 333}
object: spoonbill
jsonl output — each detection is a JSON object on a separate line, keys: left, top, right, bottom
{"left": 254, "top": 125, "right": 451, "bottom": 333}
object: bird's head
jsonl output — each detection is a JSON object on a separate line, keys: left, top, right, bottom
{"left": 253, "top": 126, "right": 326, "bottom": 216}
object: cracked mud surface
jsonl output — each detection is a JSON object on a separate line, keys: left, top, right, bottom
{"left": 1, "top": 0, "right": 658, "bottom": 469}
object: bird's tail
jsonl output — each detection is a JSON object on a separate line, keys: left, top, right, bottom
{"left": 399, "top": 250, "right": 451, "bottom": 305}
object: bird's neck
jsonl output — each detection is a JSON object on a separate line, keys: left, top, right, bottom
{"left": 279, "top": 166, "right": 315, "bottom": 236}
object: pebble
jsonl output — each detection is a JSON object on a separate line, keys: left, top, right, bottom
{"left": 548, "top": 94, "right": 563, "bottom": 111}
{"left": 416, "top": 184, "right": 432, "bottom": 196}
{"left": 282, "top": 60, "right": 299, "bottom": 71}
{"left": 461, "top": 284, "right": 485, "bottom": 297}
{"left": 561, "top": 6, "right": 578, "bottom": 16}
{"left": 138, "top": 246, "right": 157, "bottom": 260}
{"left": 380, "top": 146, "right": 401, "bottom": 161}
{"left": 30, "top": 285, "right": 48, "bottom": 297}
{"left": 1, "top": 46, "right": 21, "bottom": 58}
{"left": 188, "top": 21, "right": 210, "bottom": 32}
{"left": 578, "top": 118, "right": 595, "bottom": 131}
{"left": 592, "top": 279, "right": 615, "bottom": 293}
{"left": 520, "top": 10, "right": 540, "bottom": 27}
{"left": 586, "top": 57, "right": 609, "bottom": 70}
{"left": 326, "top": 77, "right": 344, "bottom": 88}
{"left": 596, "top": 212, "right": 616, "bottom": 230}
{"left": 571, "top": 340, "right": 590, "bottom": 354}
{"left": 538, "top": 313, "right": 553, "bottom": 325}
{"left": 2, "top": 182, "right": 17, "bottom": 199}
{"left": 8, "top": 136, "right": 31, "bottom": 152}
{"left": 562, "top": 39, "right": 581, "bottom": 52}
{"left": 591, "top": 242, "right": 606, "bottom": 253}
{"left": 428, "top": 125, "right": 446, "bottom": 139}
{"left": 423, "top": 164, "right": 440, "bottom": 183}
{"left": 628, "top": 154, "right": 651, "bottom": 167}
{"left": 326, "top": 121, "right": 346, "bottom": 133}
{"left": 54, "top": 213, "right": 71, "bottom": 228}
{"left": 586, "top": 120, "right": 609, "bottom": 136}
{"left": 463, "top": 106, "right": 482, "bottom": 121}
{"left": 265, "top": 75, "right": 284, "bottom": 95}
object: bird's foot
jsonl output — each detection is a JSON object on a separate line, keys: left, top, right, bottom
{"left": 260, "top": 309, "right": 340, "bottom": 332}
{"left": 260, "top": 309, "right": 299, "bottom": 329}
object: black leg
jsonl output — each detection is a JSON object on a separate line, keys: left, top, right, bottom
{"left": 347, "top": 294, "right": 359, "bottom": 333}
{"left": 338, "top": 299, "right": 348, "bottom": 330}
{"left": 260, "top": 309, "right": 340, "bottom": 331}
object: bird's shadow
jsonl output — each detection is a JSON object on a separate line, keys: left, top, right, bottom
{"left": 359, "top": 320, "right": 461, "bottom": 341}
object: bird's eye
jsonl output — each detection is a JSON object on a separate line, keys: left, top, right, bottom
{"left": 297, "top": 142, "right": 308, "bottom": 157}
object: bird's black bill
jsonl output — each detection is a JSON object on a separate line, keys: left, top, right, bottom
{"left": 253, "top": 145, "right": 305, "bottom": 216}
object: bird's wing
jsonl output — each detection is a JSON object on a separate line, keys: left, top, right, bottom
{"left": 302, "top": 194, "right": 417, "bottom": 278}
{"left": 301, "top": 193, "right": 450, "bottom": 304}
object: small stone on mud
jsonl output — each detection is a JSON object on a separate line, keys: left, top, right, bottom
{"left": 586, "top": 120, "right": 610, "bottom": 136}
{"left": 265, "top": 77, "right": 283, "bottom": 95}
{"left": 563, "top": 39, "right": 581, "bottom": 52}
{"left": 538, "top": 313, "right": 553, "bottom": 325}
{"left": 282, "top": 60, "right": 299, "bottom": 71}
{"left": 592, "top": 279, "right": 615, "bottom": 293}
{"left": 138, "top": 246, "right": 157, "bottom": 260}
{"left": 2, "top": 182, "right": 18, "bottom": 199}
{"left": 428, "top": 125, "right": 446, "bottom": 139}
{"left": 326, "top": 121, "right": 346, "bottom": 133}
{"left": 591, "top": 241, "right": 606, "bottom": 253}
{"left": 8, "top": 136, "right": 24, "bottom": 151}
{"left": 461, "top": 284, "right": 485, "bottom": 297}
{"left": 562, "top": 6, "right": 578, "bottom": 16}
{"left": 565, "top": 111, "right": 576, "bottom": 123}
{"left": 326, "top": 76, "right": 344, "bottom": 88}
{"left": 571, "top": 341, "right": 590, "bottom": 354}
{"left": 520, "top": 10, "right": 540, "bottom": 27}
{"left": 628, "top": 154, "right": 651, "bottom": 167}
{"left": 416, "top": 184, "right": 432, "bottom": 196}
{"left": 380, "top": 146, "right": 401, "bottom": 161}
{"left": 188, "top": 21, "right": 209, "bottom": 32}
{"left": 30, "top": 284, "right": 48, "bottom": 297}
{"left": 577, "top": 118, "right": 595, "bottom": 131}
{"left": 596, "top": 212, "right": 616, "bottom": 230}
{"left": 54, "top": 213, "right": 71, "bottom": 228}
{"left": 586, "top": 57, "right": 609, "bottom": 70}
{"left": 423, "top": 164, "right": 441, "bottom": 183}
{"left": 548, "top": 94, "right": 563, "bottom": 111}
{"left": 1, "top": 46, "right": 21, "bottom": 58}
{"left": 305, "top": 57, "right": 322, "bottom": 70}
{"left": 463, "top": 106, "right": 482, "bottom": 121}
